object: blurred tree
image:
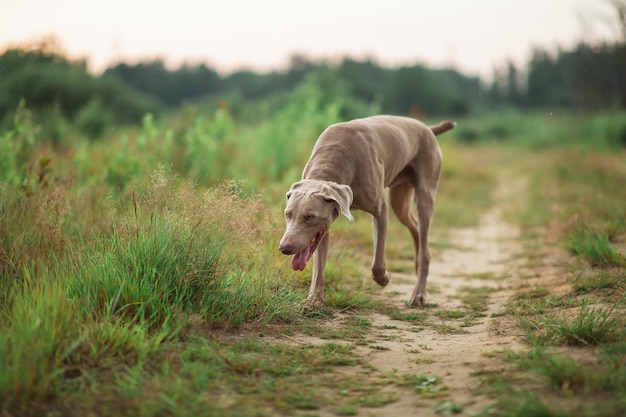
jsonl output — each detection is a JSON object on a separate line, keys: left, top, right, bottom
{"left": 337, "top": 58, "right": 387, "bottom": 106}
{"left": 525, "top": 43, "right": 624, "bottom": 109}
{"left": 607, "top": 0, "right": 626, "bottom": 106}
{"left": 104, "top": 60, "right": 221, "bottom": 107}
{"left": 506, "top": 61, "right": 524, "bottom": 106}
{"left": 0, "top": 38, "right": 162, "bottom": 135}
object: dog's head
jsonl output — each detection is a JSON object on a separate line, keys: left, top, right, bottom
{"left": 278, "top": 179, "right": 353, "bottom": 271}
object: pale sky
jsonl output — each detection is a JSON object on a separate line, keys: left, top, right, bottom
{"left": 0, "top": 0, "right": 618, "bottom": 79}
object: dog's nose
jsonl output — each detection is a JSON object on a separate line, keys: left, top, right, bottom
{"left": 279, "top": 236, "right": 294, "bottom": 255}
{"left": 279, "top": 244, "right": 293, "bottom": 255}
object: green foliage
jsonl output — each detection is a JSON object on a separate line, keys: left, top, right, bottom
{"left": 454, "top": 109, "right": 626, "bottom": 149}
{"left": 550, "top": 153, "right": 626, "bottom": 268}
{"left": 0, "top": 164, "right": 304, "bottom": 414}
{"left": 519, "top": 299, "right": 623, "bottom": 346}
{"left": 565, "top": 223, "right": 625, "bottom": 267}
{"left": 0, "top": 100, "right": 46, "bottom": 190}
{"left": 243, "top": 75, "right": 341, "bottom": 179}
{"left": 176, "top": 107, "right": 235, "bottom": 182}
{"left": 434, "top": 400, "right": 464, "bottom": 415}
{"left": 0, "top": 42, "right": 162, "bottom": 137}
{"left": 2, "top": 61, "right": 626, "bottom": 416}
{"left": 395, "top": 373, "right": 448, "bottom": 397}
{"left": 104, "top": 60, "right": 221, "bottom": 107}
{"left": 0, "top": 273, "right": 82, "bottom": 413}
{"left": 492, "top": 135, "right": 626, "bottom": 417}
{"left": 74, "top": 97, "right": 114, "bottom": 139}
{"left": 525, "top": 43, "right": 626, "bottom": 110}
{"left": 65, "top": 75, "right": 346, "bottom": 189}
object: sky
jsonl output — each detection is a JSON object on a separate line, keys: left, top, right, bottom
{"left": 0, "top": 0, "right": 619, "bottom": 79}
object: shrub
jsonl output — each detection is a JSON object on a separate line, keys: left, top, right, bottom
{"left": 74, "top": 97, "right": 114, "bottom": 139}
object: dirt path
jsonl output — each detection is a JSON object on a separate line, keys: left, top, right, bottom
{"left": 358, "top": 187, "right": 528, "bottom": 416}
{"left": 281, "top": 178, "right": 530, "bottom": 416}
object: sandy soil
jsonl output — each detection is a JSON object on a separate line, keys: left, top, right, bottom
{"left": 358, "top": 202, "right": 528, "bottom": 416}
{"left": 283, "top": 178, "right": 535, "bottom": 416}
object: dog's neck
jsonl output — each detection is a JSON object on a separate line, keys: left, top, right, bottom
{"left": 302, "top": 161, "right": 354, "bottom": 187}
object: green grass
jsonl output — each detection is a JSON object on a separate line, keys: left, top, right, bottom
{"left": 482, "top": 138, "right": 626, "bottom": 417}
{"left": 518, "top": 299, "right": 624, "bottom": 347}
{"left": 2, "top": 98, "right": 626, "bottom": 416}
{"left": 385, "top": 308, "right": 429, "bottom": 325}
{"left": 395, "top": 373, "right": 449, "bottom": 398}
{"left": 565, "top": 223, "right": 625, "bottom": 267}
{"left": 0, "top": 168, "right": 306, "bottom": 414}
{"left": 573, "top": 269, "right": 626, "bottom": 294}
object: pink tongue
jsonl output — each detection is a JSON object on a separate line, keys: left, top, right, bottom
{"left": 292, "top": 246, "right": 311, "bottom": 271}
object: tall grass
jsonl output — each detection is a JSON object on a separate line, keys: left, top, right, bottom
{"left": 0, "top": 270, "right": 81, "bottom": 412}
{"left": 0, "top": 165, "right": 304, "bottom": 413}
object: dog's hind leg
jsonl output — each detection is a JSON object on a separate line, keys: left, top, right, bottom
{"left": 389, "top": 181, "right": 421, "bottom": 276}
{"left": 409, "top": 167, "right": 440, "bottom": 307}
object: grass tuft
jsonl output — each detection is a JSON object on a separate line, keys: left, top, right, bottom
{"left": 565, "top": 222, "right": 625, "bottom": 268}
{"left": 519, "top": 299, "right": 623, "bottom": 347}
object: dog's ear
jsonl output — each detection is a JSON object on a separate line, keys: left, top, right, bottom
{"left": 320, "top": 183, "right": 354, "bottom": 224}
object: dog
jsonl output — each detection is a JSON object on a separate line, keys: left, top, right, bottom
{"left": 279, "top": 115, "right": 455, "bottom": 308}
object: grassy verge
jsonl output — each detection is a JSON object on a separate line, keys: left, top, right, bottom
{"left": 480, "top": 147, "right": 626, "bottom": 417}
{"left": 0, "top": 166, "right": 306, "bottom": 415}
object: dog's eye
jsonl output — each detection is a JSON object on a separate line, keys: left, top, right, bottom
{"left": 304, "top": 214, "right": 316, "bottom": 221}
{"left": 323, "top": 198, "right": 334, "bottom": 204}
{"left": 286, "top": 192, "right": 292, "bottom": 201}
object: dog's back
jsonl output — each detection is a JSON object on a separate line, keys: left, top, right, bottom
{"left": 303, "top": 115, "right": 445, "bottom": 195}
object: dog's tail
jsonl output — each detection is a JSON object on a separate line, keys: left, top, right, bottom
{"left": 430, "top": 120, "right": 456, "bottom": 135}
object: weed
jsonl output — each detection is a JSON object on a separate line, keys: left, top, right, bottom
{"left": 435, "top": 310, "right": 467, "bottom": 320}
{"left": 434, "top": 400, "right": 464, "bottom": 415}
{"left": 414, "top": 356, "right": 435, "bottom": 364}
{"left": 433, "top": 324, "right": 469, "bottom": 335}
{"left": 386, "top": 308, "right": 428, "bottom": 325}
{"left": 459, "top": 285, "right": 495, "bottom": 312}
{"left": 335, "top": 404, "right": 359, "bottom": 415}
{"left": 396, "top": 373, "right": 449, "bottom": 398}
{"left": 370, "top": 345, "right": 391, "bottom": 351}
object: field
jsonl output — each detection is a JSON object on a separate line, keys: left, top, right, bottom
{"left": 1, "top": 88, "right": 625, "bottom": 416}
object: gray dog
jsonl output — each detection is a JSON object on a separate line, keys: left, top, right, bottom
{"left": 279, "top": 115, "right": 455, "bottom": 308}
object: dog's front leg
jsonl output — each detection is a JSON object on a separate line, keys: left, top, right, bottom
{"left": 371, "top": 202, "right": 390, "bottom": 287}
{"left": 305, "top": 232, "right": 330, "bottom": 308}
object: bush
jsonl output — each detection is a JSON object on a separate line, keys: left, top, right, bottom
{"left": 74, "top": 97, "right": 114, "bottom": 139}
{"left": 0, "top": 46, "right": 163, "bottom": 129}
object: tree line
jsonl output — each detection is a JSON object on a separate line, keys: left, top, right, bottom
{"left": 0, "top": 34, "right": 624, "bottom": 137}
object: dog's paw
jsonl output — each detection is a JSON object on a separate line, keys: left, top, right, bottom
{"left": 408, "top": 293, "right": 427, "bottom": 307}
{"left": 372, "top": 271, "right": 390, "bottom": 287}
